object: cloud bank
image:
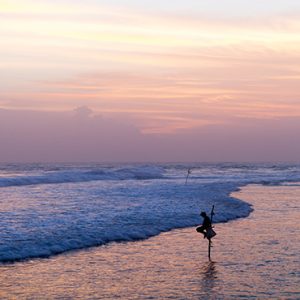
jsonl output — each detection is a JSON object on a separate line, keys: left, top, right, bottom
{"left": 0, "top": 108, "right": 299, "bottom": 163}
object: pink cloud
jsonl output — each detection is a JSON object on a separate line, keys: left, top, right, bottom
{"left": 0, "top": 108, "right": 299, "bottom": 163}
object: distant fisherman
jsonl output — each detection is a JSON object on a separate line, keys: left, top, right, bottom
{"left": 185, "top": 168, "right": 192, "bottom": 184}
{"left": 196, "top": 211, "right": 212, "bottom": 238}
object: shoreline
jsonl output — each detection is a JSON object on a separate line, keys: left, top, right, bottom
{"left": 1, "top": 183, "right": 299, "bottom": 299}
{"left": 0, "top": 184, "right": 253, "bottom": 265}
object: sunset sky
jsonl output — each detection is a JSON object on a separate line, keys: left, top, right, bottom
{"left": 1, "top": 0, "right": 300, "bottom": 162}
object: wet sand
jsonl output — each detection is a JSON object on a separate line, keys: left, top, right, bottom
{"left": 0, "top": 184, "right": 299, "bottom": 299}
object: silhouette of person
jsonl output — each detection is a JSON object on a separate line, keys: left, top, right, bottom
{"left": 196, "top": 211, "right": 212, "bottom": 238}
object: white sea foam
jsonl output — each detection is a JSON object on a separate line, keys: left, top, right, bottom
{"left": 0, "top": 165, "right": 165, "bottom": 187}
{"left": 0, "top": 163, "right": 300, "bottom": 262}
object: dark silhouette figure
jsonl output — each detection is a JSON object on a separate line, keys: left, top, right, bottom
{"left": 185, "top": 168, "right": 192, "bottom": 184}
{"left": 196, "top": 212, "right": 212, "bottom": 238}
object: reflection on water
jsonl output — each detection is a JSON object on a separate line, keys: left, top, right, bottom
{"left": 0, "top": 184, "right": 300, "bottom": 299}
{"left": 199, "top": 261, "right": 219, "bottom": 298}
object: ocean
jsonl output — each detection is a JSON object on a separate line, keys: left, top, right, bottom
{"left": 1, "top": 162, "right": 300, "bottom": 263}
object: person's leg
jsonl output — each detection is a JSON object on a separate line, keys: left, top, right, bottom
{"left": 196, "top": 226, "right": 207, "bottom": 238}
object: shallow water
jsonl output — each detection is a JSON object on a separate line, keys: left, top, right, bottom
{"left": 0, "top": 184, "right": 299, "bottom": 299}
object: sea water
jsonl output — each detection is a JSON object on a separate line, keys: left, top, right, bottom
{"left": 0, "top": 163, "right": 300, "bottom": 263}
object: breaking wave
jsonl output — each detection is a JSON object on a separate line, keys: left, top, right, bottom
{"left": 1, "top": 163, "right": 300, "bottom": 263}
{"left": 0, "top": 165, "right": 165, "bottom": 188}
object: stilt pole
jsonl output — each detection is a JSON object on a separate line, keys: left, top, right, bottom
{"left": 208, "top": 239, "right": 211, "bottom": 260}
{"left": 185, "top": 168, "right": 192, "bottom": 185}
{"left": 208, "top": 205, "right": 215, "bottom": 260}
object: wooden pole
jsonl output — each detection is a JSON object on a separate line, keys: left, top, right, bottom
{"left": 185, "top": 168, "right": 192, "bottom": 185}
{"left": 208, "top": 205, "right": 215, "bottom": 260}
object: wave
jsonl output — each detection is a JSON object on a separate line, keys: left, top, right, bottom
{"left": 0, "top": 165, "right": 165, "bottom": 188}
{"left": 1, "top": 162, "right": 300, "bottom": 188}
{"left": 0, "top": 180, "right": 252, "bottom": 263}
{"left": 1, "top": 163, "right": 300, "bottom": 263}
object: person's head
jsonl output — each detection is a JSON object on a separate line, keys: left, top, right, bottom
{"left": 200, "top": 211, "right": 207, "bottom": 217}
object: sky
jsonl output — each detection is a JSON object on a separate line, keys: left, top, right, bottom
{"left": 1, "top": 0, "right": 300, "bottom": 162}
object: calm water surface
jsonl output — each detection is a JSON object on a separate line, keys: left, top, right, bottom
{"left": 0, "top": 184, "right": 299, "bottom": 299}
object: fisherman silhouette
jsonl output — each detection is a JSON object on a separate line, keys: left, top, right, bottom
{"left": 196, "top": 211, "right": 212, "bottom": 239}
{"left": 185, "top": 168, "right": 192, "bottom": 184}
